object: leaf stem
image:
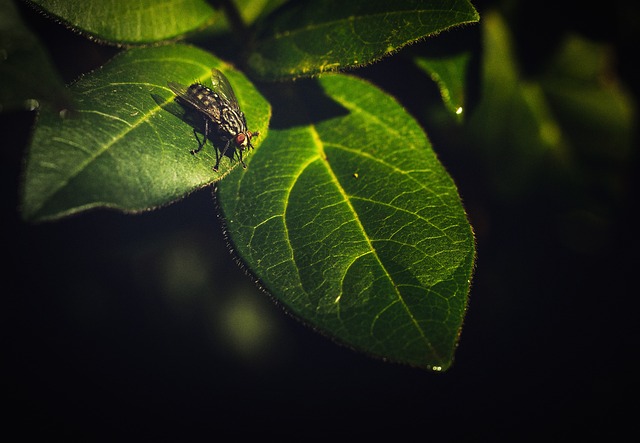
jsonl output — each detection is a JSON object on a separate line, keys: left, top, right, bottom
{"left": 216, "top": 0, "right": 248, "bottom": 42}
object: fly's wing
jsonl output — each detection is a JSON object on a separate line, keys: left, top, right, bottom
{"left": 168, "top": 81, "right": 204, "bottom": 112}
{"left": 210, "top": 68, "right": 241, "bottom": 112}
{"left": 167, "top": 81, "right": 189, "bottom": 97}
{"left": 168, "top": 81, "right": 222, "bottom": 123}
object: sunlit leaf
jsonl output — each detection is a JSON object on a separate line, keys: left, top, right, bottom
{"left": 27, "top": 0, "right": 219, "bottom": 44}
{"left": 21, "top": 44, "right": 270, "bottom": 221}
{"left": 217, "top": 74, "right": 475, "bottom": 370}
{"left": 247, "top": 0, "right": 479, "bottom": 79}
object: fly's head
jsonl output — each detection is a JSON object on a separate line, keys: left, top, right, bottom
{"left": 234, "top": 131, "right": 260, "bottom": 151}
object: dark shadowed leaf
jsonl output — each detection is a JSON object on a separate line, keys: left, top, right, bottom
{"left": 0, "top": 0, "right": 69, "bottom": 111}
{"left": 217, "top": 74, "right": 475, "bottom": 370}
{"left": 467, "top": 11, "right": 634, "bottom": 199}
{"left": 466, "top": 11, "right": 567, "bottom": 196}
{"left": 539, "top": 34, "right": 635, "bottom": 161}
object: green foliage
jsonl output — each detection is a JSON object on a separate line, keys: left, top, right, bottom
{"left": 7, "top": 0, "right": 634, "bottom": 371}
{"left": 8, "top": 0, "right": 482, "bottom": 370}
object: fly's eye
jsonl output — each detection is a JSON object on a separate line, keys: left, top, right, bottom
{"left": 235, "top": 133, "right": 246, "bottom": 145}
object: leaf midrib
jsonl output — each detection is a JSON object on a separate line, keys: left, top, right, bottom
{"left": 307, "top": 125, "right": 441, "bottom": 361}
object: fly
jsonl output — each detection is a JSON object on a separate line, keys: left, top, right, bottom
{"left": 168, "top": 68, "right": 259, "bottom": 171}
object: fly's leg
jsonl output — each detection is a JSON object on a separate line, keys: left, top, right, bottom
{"left": 238, "top": 149, "right": 247, "bottom": 169}
{"left": 239, "top": 133, "right": 258, "bottom": 168}
{"left": 191, "top": 118, "right": 209, "bottom": 155}
{"left": 213, "top": 138, "right": 231, "bottom": 171}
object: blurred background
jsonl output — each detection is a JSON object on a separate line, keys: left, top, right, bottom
{"left": 3, "top": 0, "right": 638, "bottom": 439}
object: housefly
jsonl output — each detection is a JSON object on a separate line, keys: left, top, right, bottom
{"left": 168, "top": 68, "right": 259, "bottom": 171}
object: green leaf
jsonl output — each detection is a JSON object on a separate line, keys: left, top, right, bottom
{"left": 216, "top": 74, "right": 475, "bottom": 370}
{"left": 21, "top": 44, "right": 270, "bottom": 222}
{"left": 27, "top": 0, "right": 219, "bottom": 44}
{"left": 415, "top": 53, "right": 470, "bottom": 122}
{"left": 0, "top": 0, "right": 68, "bottom": 111}
{"left": 247, "top": 0, "right": 480, "bottom": 79}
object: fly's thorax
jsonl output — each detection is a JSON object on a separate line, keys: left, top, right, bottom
{"left": 220, "top": 106, "right": 247, "bottom": 137}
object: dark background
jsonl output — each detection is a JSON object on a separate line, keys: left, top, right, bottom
{"left": 4, "top": 0, "right": 638, "bottom": 439}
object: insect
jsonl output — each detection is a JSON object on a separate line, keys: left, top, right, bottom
{"left": 168, "top": 68, "right": 259, "bottom": 171}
